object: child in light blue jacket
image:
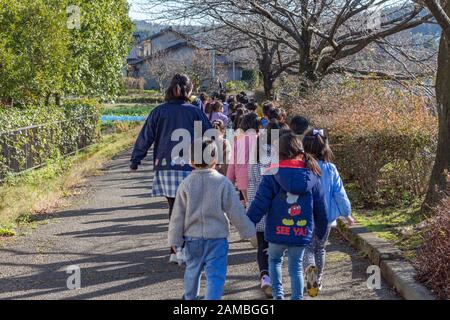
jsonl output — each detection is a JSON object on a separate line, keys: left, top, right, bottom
{"left": 301, "top": 129, "right": 354, "bottom": 297}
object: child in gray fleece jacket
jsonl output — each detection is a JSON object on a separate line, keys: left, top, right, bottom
{"left": 168, "top": 138, "right": 256, "bottom": 300}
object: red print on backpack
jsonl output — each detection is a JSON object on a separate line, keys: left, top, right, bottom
{"left": 289, "top": 204, "right": 301, "bottom": 217}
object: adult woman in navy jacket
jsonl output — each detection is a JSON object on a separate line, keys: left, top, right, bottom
{"left": 130, "top": 74, "right": 212, "bottom": 262}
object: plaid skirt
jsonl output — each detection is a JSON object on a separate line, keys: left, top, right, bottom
{"left": 152, "top": 170, "right": 191, "bottom": 198}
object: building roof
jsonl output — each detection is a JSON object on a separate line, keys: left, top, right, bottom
{"left": 131, "top": 26, "right": 195, "bottom": 46}
{"left": 127, "top": 41, "right": 196, "bottom": 66}
{"left": 149, "top": 27, "right": 193, "bottom": 41}
{"left": 127, "top": 27, "right": 248, "bottom": 67}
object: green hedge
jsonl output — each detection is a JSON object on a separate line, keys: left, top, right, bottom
{"left": 115, "top": 96, "right": 164, "bottom": 104}
{"left": 241, "top": 69, "right": 261, "bottom": 89}
{"left": 225, "top": 81, "right": 248, "bottom": 93}
{"left": 0, "top": 100, "right": 101, "bottom": 180}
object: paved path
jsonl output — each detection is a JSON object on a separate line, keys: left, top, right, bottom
{"left": 0, "top": 150, "right": 400, "bottom": 300}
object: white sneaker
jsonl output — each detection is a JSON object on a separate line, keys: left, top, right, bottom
{"left": 317, "top": 276, "right": 323, "bottom": 291}
{"left": 261, "top": 275, "right": 272, "bottom": 298}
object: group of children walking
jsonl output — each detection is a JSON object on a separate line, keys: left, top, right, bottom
{"left": 164, "top": 89, "right": 354, "bottom": 300}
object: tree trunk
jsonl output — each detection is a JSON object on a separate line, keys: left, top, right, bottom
{"left": 422, "top": 27, "right": 450, "bottom": 212}
{"left": 258, "top": 55, "right": 275, "bottom": 101}
{"left": 262, "top": 72, "right": 275, "bottom": 100}
{"left": 297, "top": 27, "right": 318, "bottom": 96}
{"left": 298, "top": 56, "right": 318, "bottom": 95}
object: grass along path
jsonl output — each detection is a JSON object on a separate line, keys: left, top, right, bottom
{"left": 344, "top": 182, "right": 426, "bottom": 261}
{"left": 0, "top": 126, "right": 141, "bottom": 238}
{"left": 0, "top": 148, "right": 399, "bottom": 300}
{"left": 352, "top": 203, "right": 425, "bottom": 261}
{"left": 102, "top": 103, "right": 156, "bottom": 116}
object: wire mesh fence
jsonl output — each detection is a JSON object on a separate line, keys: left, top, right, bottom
{"left": 0, "top": 115, "right": 98, "bottom": 182}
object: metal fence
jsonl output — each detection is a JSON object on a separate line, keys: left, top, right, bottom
{"left": 0, "top": 115, "right": 97, "bottom": 182}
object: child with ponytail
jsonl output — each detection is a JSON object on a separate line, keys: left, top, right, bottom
{"left": 227, "top": 113, "right": 260, "bottom": 204}
{"left": 302, "top": 129, "right": 354, "bottom": 297}
{"left": 247, "top": 119, "right": 282, "bottom": 298}
{"left": 208, "top": 101, "right": 229, "bottom": 126}
{"left": 247, "top": 132, "right": 328, "bottom": 300}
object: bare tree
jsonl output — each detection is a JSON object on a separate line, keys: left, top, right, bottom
{"left": 184, "top": 49, "right": 215, "bottom": 91}
{"left": 144, "top": 52, "right": 180, "bottom": 90}
{"left": 146, "top": 46, "right": 226, "bottom": 91}
{"left": 421, "top": 0, "right": 450, "bottom": 210}
{"left": 190, "top": 24, "right": 299, "bottom": 99}
{"left": 141, "top": 0, "right": 433, "bottom": 94}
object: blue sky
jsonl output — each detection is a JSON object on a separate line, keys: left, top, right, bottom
{"left": 127, "top": 0, "right": 202, "bottom": 25}
{"left": 128, "top": 0, "right": 150, "bottom": 21}
{"left": 128, "top": 0, "right": 168, "bottom": 21}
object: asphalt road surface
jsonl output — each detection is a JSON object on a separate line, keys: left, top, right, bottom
{"left": 0, "top": 150, "right": 400, "bottom": 300}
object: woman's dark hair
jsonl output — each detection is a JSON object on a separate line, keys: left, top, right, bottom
{"left": 211, "top": 91, "right": 219, "bottom": 100}
{"left": 199, "top": 92, "right": 209, "bottom": 103}
{"left": 228, "top": 102, "right": 237, "bottom": 114}
{"left": 227, "top": 95, "right": 237, "bottom": 104}
{"left": 279, "top": 132, "right": 321, "bottom": 176}
{"left": 245, "top": 101, "right": 258, "bottom": 112}
{"left": 209, "top": 101, "right": 223, "bottom": 120}
{"left": 165, "top": 73, "right": 193, "bottom": 102}
{"left": 233, "top": 108, "right": 248, "bottom": 130}
{"left": 290, "top": 115, "right": 309, "bottom": 135}
{"left": 190, "top": 138, "right": 217, "bottom": 168}
{"left": 239, "top": 112, "right": 260, "bottom": 132}
{"left": 204, "top": 102, "right": 212, "bottom": 114}
{"left": 237, "top": 93, "right": 249, "bottom": 104}
{"left": 302, "top": 129, "right": 333, "bottom": 162}
{"left": 218, "top": 92, "right": 227, "bottom": 103}
{"left": 268, "top": 108, "right": 283, "bottom": 121}
{"left": 262, "top": 101, "right": 274, "bottom": 117}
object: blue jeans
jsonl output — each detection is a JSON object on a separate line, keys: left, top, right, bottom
{"left": 268, "top": 242, "right": 306, "bottom": 300}
{"left": 184, "top": 237, "right": 228, "bottom": 300}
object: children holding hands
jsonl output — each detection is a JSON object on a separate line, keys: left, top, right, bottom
{"left": 167, "top": 89, "right": 352, "bottom": 300}
{"left": 168, "top": 138, "right": 256, "bottom": 300}
{"left": 301, "top": 128, "right": 354, "bottom": 296}
{"left": 246, "top": 132, "right": 329, "bottom": 300}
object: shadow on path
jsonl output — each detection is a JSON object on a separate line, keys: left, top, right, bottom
{"left": 0, "top": 149, "right": 400, "bottom": 300}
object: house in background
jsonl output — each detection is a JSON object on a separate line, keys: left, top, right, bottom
{"left": 126, "top": 27, "right": 246, "bottom": 90}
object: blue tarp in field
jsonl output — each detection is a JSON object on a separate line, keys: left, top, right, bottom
{"left": 101, "top": 115, "right": 146, "bottom": 122}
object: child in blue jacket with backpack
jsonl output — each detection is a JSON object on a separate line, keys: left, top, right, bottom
{"left": 302, "top": 129, "right": 354, "bottom": 297}
{"left": 247, "top": 132, "right": 329, "bottom": 300}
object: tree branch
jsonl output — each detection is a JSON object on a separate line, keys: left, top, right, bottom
{"left": 423, "top": 0, "right": 450, "bottom": 39}
{"left": 326, "top": 65, "right": 431, "bottom": 80}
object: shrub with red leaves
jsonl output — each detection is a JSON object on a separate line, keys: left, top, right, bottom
{"left": 283, "top": 80, "right": 437, "bottom": 206}
{"left": 415, "top": 196, "right": 450, "bottom": 299}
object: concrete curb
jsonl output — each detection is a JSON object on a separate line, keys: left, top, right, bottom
{"left": 336, "top": 219, "right": 435, "bottom": 300}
